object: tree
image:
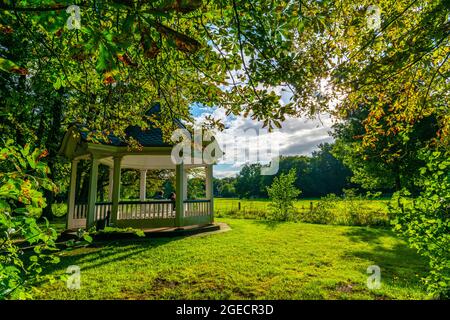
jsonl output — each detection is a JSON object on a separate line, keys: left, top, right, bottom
{"left": 1, "top": 0, "right": 448, "bottom": 298}
{"left": 327, "top": 0, "right": 449, "bottom": 297}
{"left": 259, "top": 145, "right": 353, "bottom": 198}
{"left": 266, "top": 168, "right": 300, "bottom": 221}
{"left": 390, "top": 151, "right": 450, "bottom": 297}
{"left": 332, "top": 104, "right": 440, "bottom": 193}
{"left": 220, "top": 182, "right": 236, "bottom": 198}
{"left": 214, "top": 177, "right": 237, "bottom": 198}
{"left": 0, "top": 0, "right": 334, "bottom": 140}
{"left": 188, "top": 177, "right": 206, "bottom": 199}
{"left": 235, "top": 163, "right": 264, "bottom": 198}
{"left": 305, "top": 144, "right": 354, "bottom": 197}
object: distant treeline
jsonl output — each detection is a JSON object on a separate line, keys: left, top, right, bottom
{"left": 213, "top": 143, "right": 393, "bottom": 199}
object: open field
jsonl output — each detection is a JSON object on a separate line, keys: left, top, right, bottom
{"left": 214, "top": 198, "right": 390, "bottom": 226}
{"left": 36, "top": 218, "right": 428, "bottom": 300}
{"left": 215, "top": 197, "right": 389, "bottom": 212}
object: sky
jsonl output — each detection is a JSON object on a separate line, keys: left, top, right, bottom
{"left": 191, "top": 103, "right": 335, "bottom": 178}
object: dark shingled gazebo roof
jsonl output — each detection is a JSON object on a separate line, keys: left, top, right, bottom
{"left": 77, "top": 103, "right": 186, "bottom": 147}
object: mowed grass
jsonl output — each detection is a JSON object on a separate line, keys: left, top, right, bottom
{"left": 36, "top": 218, "right": 428, "bottom": 300}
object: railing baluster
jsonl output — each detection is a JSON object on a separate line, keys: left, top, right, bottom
{"left": 107, "top": 200, "right": 212, "bottom": 222}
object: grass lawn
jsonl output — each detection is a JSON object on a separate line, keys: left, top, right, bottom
{"left": 214, "top": 198, "right": 390, "bottom": 226}
{"left": 214, "top": 198, "right": 389, "bottom": 212}
{"left": 36, "top": 218, "right": 429, "bottom": 300}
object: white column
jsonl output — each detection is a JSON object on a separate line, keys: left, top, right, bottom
{"left": 183, "top": 169, "right": 188, "bottom": 200}
{"left": 175, "top": 163, "right": 185, "bottom": 227}
{"left": 86, "top": 155, "right": 99, "bottom": 229}
{"left": 108, "top": 166, "right": 113, "bottom": 201}
{"left": 139, "top": 169, "right": 147, "bottom": 201}
{"left": 111, "top": 156, "right": 122, "bottom": 225}
{"left": 139, "top": 169, "right": 147, "bottom": 216}
{"left": 205, "top": 165, "right": 214, "bottom": 223}
{"left": 67, "top": 159, "right": 79, "bottom": 229}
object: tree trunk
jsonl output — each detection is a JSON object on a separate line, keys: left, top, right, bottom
{"left": 395, "top": 174, "right": 402, "bottom": 191}
{"left": 41, "top": 90, "right": 63, "bottom": 220}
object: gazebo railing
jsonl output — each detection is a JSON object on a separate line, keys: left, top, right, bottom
{"left": 70, "top": 199, "right": 212, "bottom": 229}
{"left": 184, "top": 199, "right": 211, "bottom": 217}
{"left": 117, "top": 200, "right": 175, "bottom": 220}
{"left": 73, "top": 202, "right": 112, "bottom": 221}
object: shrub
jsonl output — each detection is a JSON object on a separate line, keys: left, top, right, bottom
{"left": 390, "top": 151, "right": 450, "bottom": 298}
{"left": 266, "top": 169, "right": 301, "bottom": 221}
{"left": 297, "top": 191, "right": 389, "bottom": 226}
{"left": 0, "top": 141, "right": 59, "bottom": 299}
{"left": 299, "top": 194, "right": 337, "bottom": 224}
{"left": 51, "top": 203, "right": 67, "bottom": 217}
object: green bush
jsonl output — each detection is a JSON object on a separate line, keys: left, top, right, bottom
{"left": 299, "top": 194, "right": 336, "bottom": 224}
{"left": 51, "top": 203, "right": 67, "bottom": 217}
{"left": 266, "top": 169, "right": 301, "bottom": 221}
{"left": 0, "top": 142, "right": 59, "bottom": 299}
{"left": 297, "top": 191, "right": 389, "bottom": 227}
{"left": 390, "top": 151, "right": 449, "bottom": 298}
{"left": 216, "top": 208, "right": 262, "bottom": 220}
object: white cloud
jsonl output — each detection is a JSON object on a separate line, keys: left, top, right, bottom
{"left": 194, "top": 106, "right": 335, "bottom": 178}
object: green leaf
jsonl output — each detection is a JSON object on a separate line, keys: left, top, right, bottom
{"left": 83, "top": 234, "right": 93, "bottom": 243}
{"left": 53, "top": 78, "right": 62, "bottom": 90}
{"left": 0, "top": 57, "right": 27, "bottom": 75}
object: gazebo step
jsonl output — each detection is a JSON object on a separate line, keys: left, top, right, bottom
{"left": 59, "top": 223, "right": 225, "bottom": 242}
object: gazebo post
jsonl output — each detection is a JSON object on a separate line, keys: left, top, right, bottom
{"left": 111, "top": 156, "right": 122, "bottom": 226}
{"left": 139, "top": 169, "right": 147, "bottom": 201}
{"left": 86, "top": 155, "right": 99, "bottom": 229}
{"left": 108, "top": 166, "right": 113, "bottom": 201}
{"left": 66, "top": 158, "right": 79, "bottom": 229}
{"left": 205, "top": 164, "right": 214, "bottom": 223}
{"left": 183, "top": 168, "right": 188, "bottom": 200}
{"left": 139, "top": 169, "right": 147, "bottom": 216}
{"left": 175, "top": 163, "right": 185, "bottom": 227}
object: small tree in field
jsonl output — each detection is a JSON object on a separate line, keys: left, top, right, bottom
{"left": 266, "top": 169, "right": 301, "bottom": 221}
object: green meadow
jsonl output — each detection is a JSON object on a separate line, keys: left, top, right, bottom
{"left": 36, "top": 217, "right": 428, "bottom": 300}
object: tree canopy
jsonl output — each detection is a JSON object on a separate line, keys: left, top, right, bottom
{"left": 0, "top": 0, "right": 449, "bottom": 298}
{"left": 2, "top": 0, "right": 446, "bottom": 140}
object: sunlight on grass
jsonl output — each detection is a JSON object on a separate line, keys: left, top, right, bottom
{"left": 36, "top": 218, "right": 428, "bottom": 300}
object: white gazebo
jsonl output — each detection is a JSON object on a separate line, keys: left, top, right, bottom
{"left": 59, "top": 104, "right": 214, "bottom": 230}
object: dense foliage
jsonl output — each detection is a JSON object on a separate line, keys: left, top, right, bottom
{"left": 217, "top": 143, "right": 355, "bottom": 199}
{"left": 0, "top": 141, "right": 59, "bottom": 299}
{"left": 390, "top": 151, "right": 450, "bottom": 298}
{"left": 0, "top": 0, "right": 448, "bottom": 298}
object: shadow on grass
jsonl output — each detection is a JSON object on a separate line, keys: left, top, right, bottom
{"left": 342, "top": 227, "right": 429, "bottom": 297}
{"left": 44, "top": 236, "right": 185, "bottom": 276}
{"left": 343, "top": 226, "right": 394, "bottom": 245}
{"left": 250, "top": 219, "right": 284, "bottom": 230}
